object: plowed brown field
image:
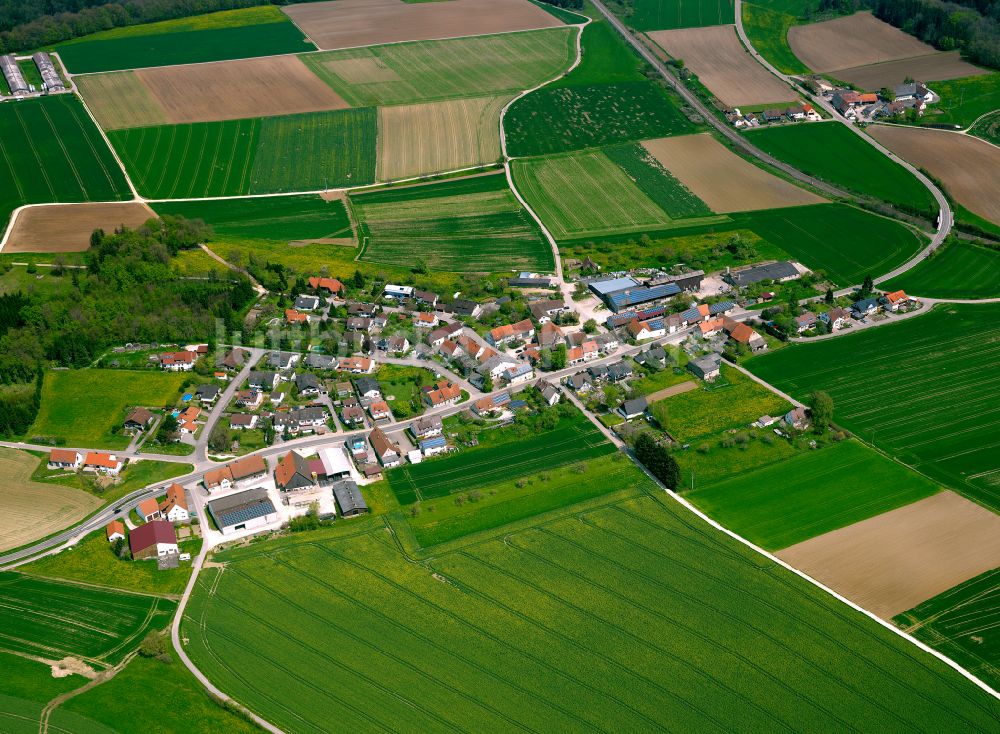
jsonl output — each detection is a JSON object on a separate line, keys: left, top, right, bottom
{"left": 833, "top": 51, "right": 982, "bottom": 92}
{"left": 869, "top": 124, "right": 1000, "bottom": 227}
{"left": 377, "top": 96, "right": 508, "bottom": 180}
{"left": 778, "top": 491, "right": 1000, "bottom": 619}
{"left": 283, "top": 0, "right": 565, "bottom": 51}
{"left": 642, "top": 134, "right": 824, "bottom": 212}
{"left": 788, "top": 12, "right": 936, "bottom": 72}
{"left": 5, "top": 202, "right": 155, "bottom": 252}
{"left": 646, "top": 25, "right": 796, "bottom": 107}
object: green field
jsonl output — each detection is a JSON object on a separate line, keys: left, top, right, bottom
{"left": 552, "top": 18, "right": 648, "bottom": 87}
{"left": 27, "top": 369, "right": 187, "bottom": 449}
{"left": 686, "top": 439, "right": 941, "bottom": 549}
{"left": 746, "top": 122, "right": 937, "bottom": 213}
{"left": 623, "top": 0, "right": 735, "bottom": 30}
{"left": 505, "top": 80, "right": 696, "bottom": 156}
{"left": 742, "top": 1, "right": 810, "bottom": 75}
{"left": 110, "top": 108, "right": 376, "bottom": 199}
{"left": 352, "top": 174, "right": 553, "bottom": 272}
{"left": 0, "top": 95, "right": 132, "bottom": 231}
{"left": 56, "top": 7, "right": 314, "bottom": 73}
{"left": 182, "top": 490, "right": 1000, "bottom": 732}
{"left": 970, "top": 109, "right": 1000, "bottom": 144}
{"left": 894, "top": 568, "right": 1000, "bottom": 692}
{"left": 604, "top": 142, "right": 714, "bottom": 218}
{"left": 653, "top": 365, "right": 790, "bottom": 441}
{"left": 388, "top": 412, "right": 614, "bottom": 504}
{"left": 512, "top": 150, "right": 726, "bottom": 240}
{"left": 301, "top": 28, "right": 576, "bottom": 106}
{"left": 921, "top": 73, "right": 1000, "bottom": 127}
{"left": 881, "top": 241, "right": 1000, "bottom": 299}
{"left": 0, "top": 572, "right": 175, "bottom": 666}
{"left": 153, "top": 195, "right": 353, "bottom": 242}
{"left": 0, "top": 651, "right": 94, "bottom": 734}
{"left": 747, "top": 303, "right": 1000, "bottom": 508}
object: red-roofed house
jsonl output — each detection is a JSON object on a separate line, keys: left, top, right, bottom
{"left": 83, "top": 452, "right": 123, "bottom": 475}
{"left": 309, "top": 276, "right": 344, "bottom": 296}
{"left": 286, "top": 309, "right": 309, "bottom": 324}
{"left": 106, "top": 520, "right": 125, "bottom": 543}
{"left": 137, "top": 497, "right": 162, "bottom": 523}
{"left": 423, "top": 380, "right": 461, "bottom": 408}
{"left": 160, "top": 483, "right": 189, "bottom": 522}
{"left": 883, "top": 290, "right": 911, "bottom": 311}
{"left": 159, "top": 351, "right": 196, "bottom": 371}
{"left": 48, "top": 449, "right": 82, "bottom": 470}
{"left": 129, "top": 520, "right": 178, "bottom": 560}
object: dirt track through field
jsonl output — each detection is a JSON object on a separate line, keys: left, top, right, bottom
{"left": 788, "top": 12, "right": 937, "bottom": 73}
{"left": 642, "top": 134, "right": 824, "bottom": 212}
{"left": 646, "top": 25, "right": 796, "bottom": 107}
{"left": 283, "top": 0, "right": 564, "bottom": 51}
{"left": 832, "top": 52, "right": 982, "bottom": 92}
{"left": 0, "top": 448, "right": 100, "bottom": 552}
{"left": 377, "top": 96, "right": 508, "bottom": 180}
{"left": 5, "top": 203, "right": 156, "bottom": 253}
{"left": 777, "top": 491, "right": 1000, "bottom": 619}
{"left": 645, "top": 381, "right": 698, "bottom": 402}
{"left": 868, "top": 124, "right": 1000, "bottom": 227}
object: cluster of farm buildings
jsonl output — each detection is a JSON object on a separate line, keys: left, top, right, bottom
{"left": 1, "top": 52, "right": 65, "bottom": 98}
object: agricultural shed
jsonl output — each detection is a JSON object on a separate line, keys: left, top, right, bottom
{"left": 208, "top": 487, "right": 278, "bottom": 535}
{"left": 332, "top": 479, "right": 368, "bottom": 517}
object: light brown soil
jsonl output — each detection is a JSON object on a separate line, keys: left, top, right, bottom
{"left": 868, "top": 124, "right": 1000, "bottom": 227}
{"left": 789, "top": 12, "right": 937, "bottom": 72}
{"left": 136, "top": 55, "right": 350, "bottom": 124}
{"left": 645, "top": 381, "right": 698, "bottom": 402}
{"left": 51, "top": 657, "right": 97, "bottom": 679}
{"left": 642, "top": 134, "right": 824, "bottom": 213}
{"left": 832, "top": 51, "right": 983, "bottom": 92}
{"left": 777, "top": 491, "right": 1000, "bottom": 619}
{"left": 377, "top": 95, "right": 508, "bottom": 181}
{"left": 75, "top": 72, "right": 170, "bottom": 130}
{"left": 646, "top": 25, "right": 797, "bottom": 107}
{"left": 283, "top": 0, "right": 563, "bottom": 51}
{"left": 5, "top": 203, "right": 155, "bottom": 253}
{"left": 0, "top": 449, "right": 101, "bottom": 553}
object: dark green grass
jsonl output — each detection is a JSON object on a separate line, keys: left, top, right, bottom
{"left": 746, "top": 303, "right": 1000, "bottom": 509}
{"left": 182, "top": 492, "right": 1000, "bottom": 733}
{"left": 551, "top": 19, "right": 648, "bottom": 87}
{"left": 604, "top": 142, "right": 713, "bottom": 218}
{"left": 625, "top": 0, "right": 735, "bottom": 30}
{"left": 894, "top": 568, "right": 1000, "bottom": 693}
{"left": 746, "top": 122, "right": 936, "bottom": 213}
{"left": 921, "top": 73, "right": 1000, "bottom": 128}
{"left": 110, "top": 108, "right": 376, "bottom": 199}
{"left": 969, "top": 109, "right": 1000, "bottom": 144}
{"left": 686, "top": 440, "right": 941, "bottom": 550}
{"left": 881, "top": 241, "right": 1000, "bottom": 299}
{"left": 0, "top": 95, "right": 131, "bottom": 231}
{"left": 505, "top": 81, "right": 696, "bottom": 156}
{"left": 388, "top": 414, "right": 614, "bottom": 504}
{"left": 352, "top": 173, "right": 553, "bottom": 272}
{"left": 153, "top": 195, "right": 352, "bottom": 242}
{"left": 0, "top": 572, "right": 176, "bottom": 666}
{"left": 742, "top": 2, "right": 810, "bottom": 75}
{"left": 56, "top": 22, "right": 313, "bottom": 74}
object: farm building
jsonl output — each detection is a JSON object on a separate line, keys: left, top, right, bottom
{"left": 688, "top": 354, "right": 722, "bottom": 381}
{"left": 203, "top": 455, "right": 268, "bottom": 491}
{"left": 129, "top": 520, "right": 178, "bottom": 560}
{"left": 332, "top": 479, "right": 368, "bottom": 517}
{"left": 587, "top": 276, "right": 681, "bottom": 312}
{"left": 32, "top": 52, "right": 64, "bottom": 91}
{"left": 1, "top": 54, "right": 29, "bottom": 95}
{"left": 275, "top": 450, "right": 315, "bottom": 492}
{"left": 160, "top": 483, "right": 189, "bottom": 522}
{"left": 725, "top": 262, "right": 800, "bottom": 287}
{"left": 647, "top": 269, "right": 705, "bottom": 292}
{"left": 420, "top": 435, "right": 448, "bottom": 456}
{"left": 384, "top": 284, "right": 414, "bottom": 300}
{"left": 208, "top": 487, "right": 278, "bottom": 535}
{"left": 619, "top": 397, "right": 649, "bottom": 420}
{"left": 319, "top": 447, "right": 353, "bottom": 482}
{"left": 48, "top": 449, "right": 82, "bottom": 470}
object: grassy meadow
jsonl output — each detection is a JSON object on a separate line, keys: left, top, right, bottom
{"left": 110, "top": 107, "right": 377, "bottom": 198}
{"left": 153, "top": 195, "right": 353, "bottom": 242}
{"left": 685, "top": 439, "right": 941, "bottom": 550}
{"left": 302, "top": 28, "right": 576, "bottom": 106}
{"left": 56, "top": 7, "right": 313, "bottom": 73}
{"left": 182, "top": 490, "right": 1000, "bottom": 732}
{"left": 747, "top": 303, "right": 1000, "bottom": 508}
{"left": 894, "top": 568, "right": 1000, "bottom": 693}
{"left": 741, "top": 1, "right": 810, "bottom": 75}
{"left": 352, "top": 174, "right": 553, "bottom": 272}
{"left": 746, "top": 122, "right": 937, "bottom": 213}
{"left": 920, "top": 73, "right": 1000, "bottom": 127}
{"left": 0, "top": 572, "right": 175, "bottom": 666}
{"left": 0, "top": 95, "right": 131, "bottom": 232}
{"left": 622, "top": 0, "right": 735, "bottom": 29}
{"left": 881, "top": 241, "right": 1000, "bottom": 299}
{"left": 27, "top": 369, "right": 187, "bottom": 449}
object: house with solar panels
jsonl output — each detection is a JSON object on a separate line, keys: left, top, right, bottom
{"left": 208, "top": 487, "right": 278, "bottom": 535}
{"left": 587, "top": 276, "right": 681, "bottom": 313}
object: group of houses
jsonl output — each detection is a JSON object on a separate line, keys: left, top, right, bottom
{"left": 104, "top": 482, "right": 191, "bottom": 566}
{"left": 727, "top": 103, "right": 821, "bottom": 129}
{"left": 830, "top": 83, "right": 932, "bottom": 121}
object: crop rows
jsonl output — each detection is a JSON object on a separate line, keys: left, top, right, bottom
{"left": 882, "top": 241, "right": 1000, "bottom": 299}
{"left": 748, "top": 303, "right": 1000, "bottom": 507}
{"left": 625, "top": 0, "right": 736, "bottom": 30}
{"left": 605, "top": 142, "right": 713, "bottom": 218}
{"left": 182, "top": 494, "right": 1000, "bottom": 733}
{"left": 0, "top": 573, "right": 174, "bottom": 665}
{"left": 388, "top": 417, "right": 613, "bottom": 504}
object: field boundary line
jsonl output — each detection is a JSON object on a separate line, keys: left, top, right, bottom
{"left": 498, "top": 16, "right": 591, "bottom": 282}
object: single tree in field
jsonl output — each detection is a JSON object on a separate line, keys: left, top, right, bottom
{"left": 825, "top": 288, "right": 834, "bottom": 305}
{"left": 809, "top": 391, "right": 834, "bottom": 433}
{"left": 860, "top": 274, "right": 874, "bottom": 298}
{"left": 634, "top": 432, "right": 681, "bottom": 489}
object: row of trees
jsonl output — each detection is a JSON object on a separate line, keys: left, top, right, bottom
{"left": 0, "top": 0, "right": 274, "bottom": 53}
